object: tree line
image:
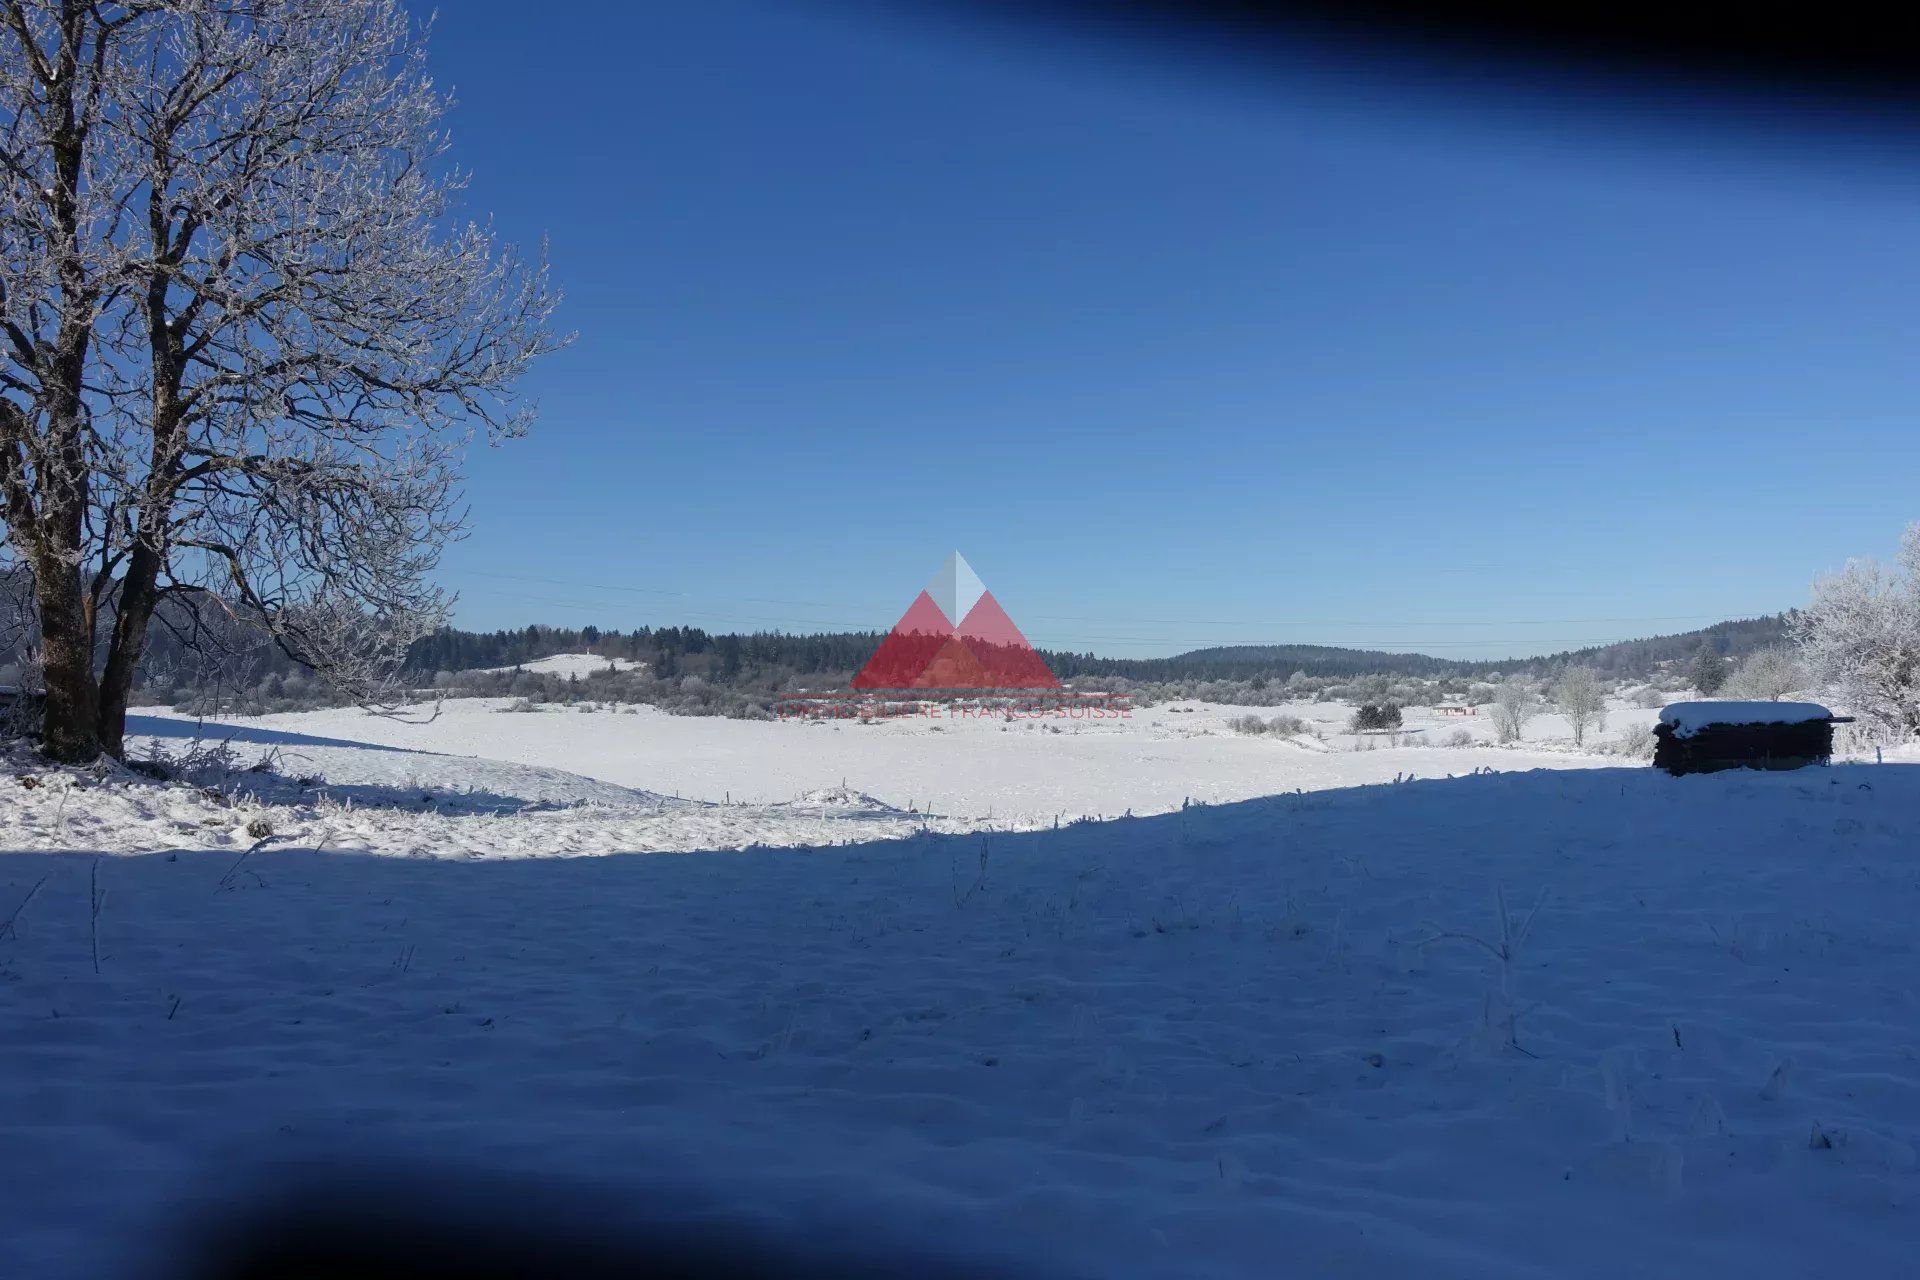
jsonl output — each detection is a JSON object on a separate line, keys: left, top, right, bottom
{"left": 397, "top": 614, "right": 1792, "bottom": 688}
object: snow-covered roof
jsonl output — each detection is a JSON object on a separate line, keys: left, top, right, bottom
{"left": 1658, "top": 700, "right": 1833, "bottom": 738}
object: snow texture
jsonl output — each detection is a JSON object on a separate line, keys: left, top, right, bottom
{"left": 1, "top": 711, "right": 1914, "bottom": 1277}
{"left": 474, "top": 652, "right": 643, "bottom": 677}
{"left": 127, "top": 698, "right": 1653, "bottom": 823}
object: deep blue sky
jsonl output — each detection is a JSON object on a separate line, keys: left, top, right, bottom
{"left": 423, "top": 1, "right": 1920, "bottom": 658}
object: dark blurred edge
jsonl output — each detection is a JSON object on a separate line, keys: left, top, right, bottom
{"left": 917, "top": 0, "right": 1920, "bottom": 112}
{"left": 175, "top": 1165, "right": 1035, "bottom": 1280}
{"left": 150, "top": 7, "right": 1918, "bottom": 1277}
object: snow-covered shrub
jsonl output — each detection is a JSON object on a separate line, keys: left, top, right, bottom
{"left": 1724, "top": 647, "right": 1803, "bottom": 702}
{"left": 1425, "top": 885, "right": 1550, "bottom": 1056}
{"left": 1227, "top": 712, "right": 1309, "bottom": 736}
{"left": 1, "top": 688, "right": 42, "bottom": 741}
{"left": 1792, "top": 525, "right": 1920, "bottom": 739}
{"left": 134, "top": 737, "right": 248, "bottom": 790}
{"left": 1603, "top": 724, "right": 1657, "bottom": 761}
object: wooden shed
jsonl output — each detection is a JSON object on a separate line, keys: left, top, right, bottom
{"left": 1653, "top": 701, "right": 1849, "bottom": 776}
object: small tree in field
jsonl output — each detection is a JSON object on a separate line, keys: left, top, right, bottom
{"left": 1490, "top": 678, "right": 1538, "bottom": 743}
{"left": 1792, "top": 523, "right": 1920, "bottom": 739}
{"left": 1688, "top": 644, "right": 1730, "bottom": 696}
{"left": 1551, "top": 666, "right": 1606, "bottom": 748}
{"left": 1, "top": 1, "right": 564, "bottom": 760}
{"left": 1349, "top": 703, "right": 1402, "bottom": 732}
{"left": 1726, "top": 647, "right": 1803, "bottom": 701}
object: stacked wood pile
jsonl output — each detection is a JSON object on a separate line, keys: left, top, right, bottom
{"left": 1654, "top": 708, "right": 1844, "bottom": 777}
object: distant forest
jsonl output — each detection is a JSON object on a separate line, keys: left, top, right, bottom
{"left": 402, "top": 613, "right": 1792, "bottom": 685}
{"left": 1, "top": 577, "right": 1793, "bottom": 718}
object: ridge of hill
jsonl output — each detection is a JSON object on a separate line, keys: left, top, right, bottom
{"left": 1171, "top": 614, "right": 1791, "bottom": 679}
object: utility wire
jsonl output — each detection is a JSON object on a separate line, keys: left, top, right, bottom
{"left": 462, "top": 570, "right": 1750, "bottom": 633}
{"left": 458, "top": 589, "right": 1726, "bottom": 653}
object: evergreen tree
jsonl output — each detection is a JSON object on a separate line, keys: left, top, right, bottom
{"left": 1689, "top": 643, "right": 1730, "bottom": 696}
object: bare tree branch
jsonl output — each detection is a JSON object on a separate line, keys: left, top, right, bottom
{"left": 1, "top": 0, "right": 567, "bottom": 758}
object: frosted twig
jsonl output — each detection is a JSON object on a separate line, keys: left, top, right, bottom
{"left": 216, "top": 833, "right": 281, "bottom": 892}
{"left": 88, "top": 859, "right": 104, "bottom": 974}
{"left": 0, "top": 875, "right": 48, "bottom": 943}
{"left": 1421, "top": 883, "right": 1551, "bottom": 1054}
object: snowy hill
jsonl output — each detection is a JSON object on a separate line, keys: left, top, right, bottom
{"left": 2, "top": 737, "right": 1917, "bottom": 1277}
{"left": 474, "top": 652, "right": 644, "bottom": 677}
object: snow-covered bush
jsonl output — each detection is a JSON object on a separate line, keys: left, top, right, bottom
{"left": 1229, "top": 712, "right": 1312, "bottom": 737}
{"left": 1, "top": 665, "right": 42, "bottom": 741}
{"left": 1724, "top": 647, "right": 1803, "bottom": 702}
{"left": 1602, "top": 724, "right": 1657, "bottom": 761}
{"left": 1792, "top": 523, "right": 1920, "bottom": 739}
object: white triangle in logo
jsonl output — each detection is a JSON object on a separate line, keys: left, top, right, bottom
{"left": 925, "top": 550, "right": 985, "bottom": 626}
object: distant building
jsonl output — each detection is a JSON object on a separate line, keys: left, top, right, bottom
{"left": 1435, "top": 704, "right": 1476, "bottom": 717}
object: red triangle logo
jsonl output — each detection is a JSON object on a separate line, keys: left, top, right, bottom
{"left": 914, "top": 634, "right": 992, "bottom": 688}
{"left": 852, "top": 555, "right": 1059, "bottom": 691}
{"left": 958, "top": 591, "right": 1059, "bottom": 688}
{"left": 850, "top": 590, "right": 952, "bottom": 689}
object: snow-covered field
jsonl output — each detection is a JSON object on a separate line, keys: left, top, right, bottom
{"left": 123, "top": 696, "right": 1658, "bottom": 824}
{"left": 4, "top": 705, "right": 1917, "bottom": 1277}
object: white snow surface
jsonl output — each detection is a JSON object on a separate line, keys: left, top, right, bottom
{"left": 125, "top": 698, "right": 1651, "bottom": 824}
{"left": 3, "top": 711, "right": 1916, "bottom": 1276}
{"left": 1660, "top": 702, "right": 1834, "bottom": 737}
{"left": 474, "top": 652, "right": 642, "bottom": 677}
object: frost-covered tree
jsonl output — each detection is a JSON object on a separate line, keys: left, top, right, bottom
{"left": 1791, "top": 524, "right": 1920, "bottom": 739}
{"left": 1, "top": 1, "right": 563, "bottom": 759}
{"left": 1551, "top": 666, "right": 1606, "bottom": 747}
{"left": 1725, "top": 646, "right": 1803, "bottom": 702}
{"left": 1489, "top": 677, "right": 1537, "bottom": 744}
{"left": 1687, "top": 643, "right": 1730, "bottom": 696}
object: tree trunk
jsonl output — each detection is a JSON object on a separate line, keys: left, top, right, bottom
{"left": 35, "top": 356, "right": 99, "bottom": 762}
{"left": 96, "top": 543, "right": 163, "bottom": 760}
{"left": 37, "top": 559, "right": 100, "bottom": 762}
{"left": 31, "top": 45, "right": 100, "bottom": 763}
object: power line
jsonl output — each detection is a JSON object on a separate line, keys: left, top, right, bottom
{"left": 461, "top": 570, "right": 1751, "bottom": 633}
{"left": 457, "top": 589, "right": 1713, "bottom": 655}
